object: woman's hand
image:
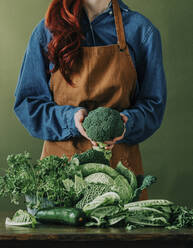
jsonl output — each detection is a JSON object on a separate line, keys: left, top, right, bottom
{"left": 74, "top": 108, "right": 98, "bottom": 146}
{"left": 103, "top": 113, "right": 128, "bottom": 150}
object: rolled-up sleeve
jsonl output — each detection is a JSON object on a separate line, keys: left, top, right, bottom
{"left": 14, "top": 20, "right": 83, "bottom": 141}
{"left": 118, "top": 25, "right": 167, "bottom": 145}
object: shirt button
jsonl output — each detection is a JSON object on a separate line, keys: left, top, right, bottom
{"left": 109, "top": 10, "right": 112, "bottom": 15}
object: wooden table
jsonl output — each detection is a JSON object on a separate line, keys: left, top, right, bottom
{"left": 0, "top": 211, "right": 193, "bottom": 248}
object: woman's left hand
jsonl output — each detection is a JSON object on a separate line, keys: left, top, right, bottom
{"left": 103, "top": 113, "right": 128, "bottom": 150}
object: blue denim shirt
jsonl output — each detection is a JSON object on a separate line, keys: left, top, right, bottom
{"left": 14, "top": 0, "right": 167, "bottom": 145}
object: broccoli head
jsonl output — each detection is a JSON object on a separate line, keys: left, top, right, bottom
{"left": 71, "top": 149, "right": 110, "bottom": 165}
{"left": 82, "top": 107, "right": 124, "bottom": 142}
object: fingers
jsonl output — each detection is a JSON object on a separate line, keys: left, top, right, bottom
{"left": 75, "top": 109, "right": 86, "bottom": 125}
{"left": 112, "top": 114, "right": 127, "bottom": 143}
{"left": 113, "top": 128, "right": 126, "bottom": 142}
{"left": 120, "top": 113, "right": 128, "bottom": 124}
{"left": 75, "top": 116, "right": 86, "bottom": 135}
{"left": 74, "top": 109, "right": 98, "bottom": 146}
{"left": 75, "top": 110, "right": 88, "bottom": 136}
{"left": 104, "top": 140, "right": 115, "bottom": 145}
{"left": 90, "top": 140, "right": 98, "bottom": 146}
{"left": 103, "top": 113, "right": 127, "bottom": 145}
{"left": 103, "top": 140, "right": 115, "bottom": 150}
{"left": 95, "top": 143, "right": 114, "bottom": 150}
{"left": 77, "top": 123, "right": 96, "bottom": 145}
{"left": 103, "top": 129, "right": 126, "bottom": 149}
{"left": 105, "top": 144, "right": 114, "bottom": 150}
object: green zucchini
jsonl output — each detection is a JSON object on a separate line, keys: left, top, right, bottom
{"left": 80, "top": 163, "right": 119, "bottom": 179}
{"left": 35, "top": 207, "right": 86, "bottom": 226}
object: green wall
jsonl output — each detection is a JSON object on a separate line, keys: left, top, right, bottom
{"left": 0, "top": 0, "right": 192, "bottom": 212}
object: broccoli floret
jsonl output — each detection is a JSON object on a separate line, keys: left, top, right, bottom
{"left": 141, "top": 175, "right": 157, "bottom": 189}
{"left": 72, "top": 149, "right": 110, "bottom": 165}
{"left": 82, "top": 107, "right": 124, "bottom": 142}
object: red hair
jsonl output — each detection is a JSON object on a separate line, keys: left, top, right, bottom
{"left": 45, "top": 0, "right": 85, "bottom": 87}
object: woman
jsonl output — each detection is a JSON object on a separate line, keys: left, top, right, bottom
{"left": 14, "top": 0, "right": 167, "bottom": 201}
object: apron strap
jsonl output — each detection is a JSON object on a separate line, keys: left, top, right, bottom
{"left": 112, "top": 0, "right": 127, "bottom": 51}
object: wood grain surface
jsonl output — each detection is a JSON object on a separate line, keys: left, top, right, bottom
{"left": 0, "top": 211, "right": 193, "bottom": 248}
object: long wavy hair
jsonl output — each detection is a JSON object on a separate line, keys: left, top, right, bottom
{"left": 45, "top": 0, "right": 85, "bottom": 87}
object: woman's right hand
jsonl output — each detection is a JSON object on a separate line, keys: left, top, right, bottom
{"left": 74, "top": 108, "right": 98, "bottom": 146}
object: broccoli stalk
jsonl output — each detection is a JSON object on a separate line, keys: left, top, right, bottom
{"left": 71, "top": 148, "right": 110, "bottom": 165}
{"left": 92, "top": 142, "right": 112, "bottom": 161}
{"left": 132, "top": 175, "right": 157, "bottom": 201}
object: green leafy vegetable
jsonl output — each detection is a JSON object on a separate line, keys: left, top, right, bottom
{"left": 110, "top": 175, "right": 133, "bottom": 204}
{"left": 83, "top": 192, "right": 120, "bottom": 213}
{"left": 85, "top": 218, "right": 107, "bottom": 227}
{"left": 80, "top": 163, "right": 119, "bottom": 179}
{"left": 0, "top": 152, "right": 36, "bottom": 205}
{"left": 108, "top": 215, "right": 126, "bottom": 226}
{"left": 125, "top": 206, "right": 170, "bottom": 227}
{"left": 74, "top": 175, "right": 87, "bottom": 195}
{"left": 90, "top": 205, "right": 120, "bottom": 219}
{"left": 62, "top": 179, "right": 74, "bottom": 192}
{"left": 75, "top": 183, "right": 112, "bottom": 209}
{"left": 84, "top": 172, "right": 114, "bottom": 185}
{"left": 2, "top": 151, "right": 192, "bottom": 231}
{"left": 124, "top": 199, "right": 174, "bottom": 209}
{"left": 166, "top": 205, "right": 193, "bottom": 230}
{"left": 115, "top": 161, "right": 137, "bottom": 191}
{"left": 89, "top": 205, "right": 124, "bottom": 227}
{"left": 0, "top": 152, "right": 83, "bottom": 210}
{"left": 123, "top": 200, "right": 193, "bottom": 230}
{"left": 5, "top": 209, "right": 37, "bottom": 228}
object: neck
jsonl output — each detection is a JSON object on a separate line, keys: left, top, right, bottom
{"left": 83, "top": 0, "right": 112, "bottom": 22}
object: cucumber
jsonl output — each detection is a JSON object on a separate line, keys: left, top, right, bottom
{"left": 35, "top": 207, "right": 86, "bottom": 226}
{"left": 80, "top": 163, "right": 119, "bottom": 179}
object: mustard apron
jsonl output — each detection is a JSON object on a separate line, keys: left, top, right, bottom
{"left": 41, "top": 0, "right": 148, "bottom": 200}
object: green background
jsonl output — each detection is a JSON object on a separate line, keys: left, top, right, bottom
{"left": 0, "top": 0, "right": 192, "bottom": 212}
